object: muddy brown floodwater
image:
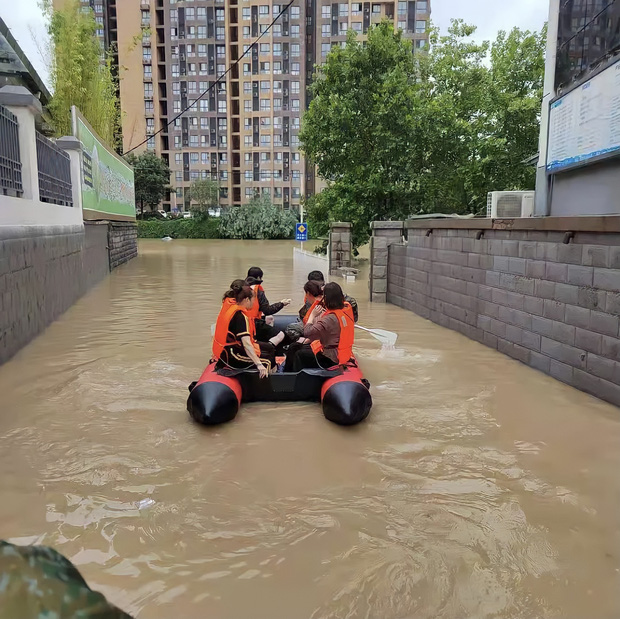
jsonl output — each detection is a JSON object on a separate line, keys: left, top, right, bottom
{"left": 0, "top": 240, "right": 619, "bottom": 618}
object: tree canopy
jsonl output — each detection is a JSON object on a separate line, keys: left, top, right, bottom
{"left": 43, "top": 0, "right": 120, "bottom": 148}
{"left": 301, "top": 19, "right": 546, "bottom": 249}
{"left": 187, "top": 178, "right": 220, "bottom": 218}
{"left": 125, "top": 152, "right": 171, "bottom": 214}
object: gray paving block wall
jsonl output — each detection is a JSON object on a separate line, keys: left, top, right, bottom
{"left": 108, "top": 222, "right": 138, "bottom": 271}
{"left": 329, "top": 222, "right": 352, "bottom": 276}
{"left": 83, "top": 222, "right": 110, "bottom": 289}
{"left": 386, "top": 227, "right": 620, "bottom": 407}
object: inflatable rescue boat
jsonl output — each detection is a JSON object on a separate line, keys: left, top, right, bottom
{"left": 187, "top": 316, "right": 372, "bottom": 426}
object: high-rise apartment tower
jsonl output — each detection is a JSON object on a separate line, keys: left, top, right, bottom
{"left": 55, "top": 0, "right": 430, "bottom": 211}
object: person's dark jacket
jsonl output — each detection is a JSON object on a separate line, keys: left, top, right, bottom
{"left": 246, "top": 276, "right": 284, "bottom": 316}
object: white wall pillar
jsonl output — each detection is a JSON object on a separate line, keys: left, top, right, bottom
{"left": 0, "top": 86, "right": 42, "bottom": 202}
{"left": 535, "top": 0, "right": 560, "bottom": 217}
{"left": 57, "top": 136, "right": 84, "bottom": 217}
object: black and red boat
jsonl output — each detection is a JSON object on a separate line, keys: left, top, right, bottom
{"left": 187, "top": 316, "right": 372, "bottom": 426}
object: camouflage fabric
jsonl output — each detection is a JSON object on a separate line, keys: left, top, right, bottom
{"left": 0, "top": 540, "right": 133, "bottom": 619}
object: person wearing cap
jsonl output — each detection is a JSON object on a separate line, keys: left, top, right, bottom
{"left": 298, "top": 270, "right": 359, "bottom": 323}
{"left": 245, "top": 266, "right": 291, "bottom": 346}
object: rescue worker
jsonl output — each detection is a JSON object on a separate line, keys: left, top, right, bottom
{"left": 245, "top": 266, "right": 290, "bottom": 347}
{"left": 299, "top": 270, "right": 359, "bottom": 323}
{"left": 213, "top": 279, "right": 275, "bottom": 377}
{"left": 285, "top": 282, "right": 354, "bottom": 372}
{"left": 0, "top": 540, "right": 133, "bottom": 618}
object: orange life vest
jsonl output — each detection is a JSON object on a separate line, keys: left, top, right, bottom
{"left": 246, "top": 284, "right": 264, "bottom": 321}
{"left": 212, "top": 298, "right": 260, "bottom": 359}
{"left": 302, "top": 297, "right": 322, "bottom": 325}
{"left": 309, "top": 302, "right": 355, "bottom": 365}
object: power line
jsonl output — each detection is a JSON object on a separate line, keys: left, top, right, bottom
{"left": 123, "top": 0, "right": 295, "bottom": 156}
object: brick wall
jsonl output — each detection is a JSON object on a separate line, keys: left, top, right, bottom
{"left": 385, "top": 222, "right": 620, "bottom": 407}
{"left": 0, "top": 221, "right": 137, "bottom": 365}
{"left": 108, "top": 222, "right": 137, "bottom": 271}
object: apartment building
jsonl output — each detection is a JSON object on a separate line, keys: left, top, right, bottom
{"left": 58, "top": 0, "right": 430, "bottom": 211}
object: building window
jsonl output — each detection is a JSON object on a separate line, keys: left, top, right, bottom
{"left": 260, "top": 170, "right": 271, "bottom": 180}
{"left": 352, "top": 3, "right": 362, "bottom": 15}
{"left": 260, "top": 135, "right": 271, "bottom": 146}
{"left": 144, "top": 65, "right": 152, "bottom": 78}
{"left": 274, "top": 152, "right": 283, "bottom": 162}
{"left": 260, "top": 152, "right": 271, "bottom": 161}
{"left": 416, "top": 39, "right": 426, "bottom": 49}
{"left": 245, "top": 171, "right": 253, "bottom": 180}
{"left": 216, "top": 27, "right": 225, "bottom": 40}
{"left": 187, "top": 81, "right": 196, "bottom": 93}
{"left": 321, "top": 5, "right": 330, "bottom": 18}
{"left": 291, "top": 62, "right": 300, "bottom": 75}
{"left": 200, "top": 118, "right": 208, "bottom": 130}
{"left": 260, "top": 80, "right": 270, "bottom": 92}
{"left": 198, "top": 26, "right": 207, "bottom": 37}
{"left": 372, "top": 4, "right": 381, "bottom": 13}
{"left": 145, "top": 100, "right": 154, "bottom": 113}
{"left": 292, "top": 118, "right": 300, "bottom": 129}
{"left": 243, "top": 26, "right": 251, "bottom": 38}
{"left": 176, "top": 188, "right": 183, "bottom": 199}
{"left": 273, "top": 43, "right": 282, "bottom": 56}
{"left": 321, "top": 24, "right": 330, "bottom": 37}
{"left": 216, "top": 45, "right": 226, "bottom": 58}
{"left": 273, "top": 24, "right": 282, "bottom": 36}
{"left": 218, "top": 100, "right": 227, "bottom": 113}
{"left": 171, "top": 27, "right": 179, "bottom": 39}
{"left": 273, "top": 80, "right": 282, "bottom": 93}
{"left": 292, "top": 153, "right": 300, "bottom": 163}
{"left": 199, "top": 63, "right": 208, "bottom": 75}
{"left": 141, "top": 9, "right": 150, "bottom": 25}
{"left": 144, "top": 83, "right": 153, "bottom": 97}
{"left": 244, "top": 100, "right": 252, "bottom": 111}
{"left": 245, "top": 187, "right": 254, "bottom": 197}
{"left": 173, "top": 101, "right": 181, "bottom": 112}
{"left": 292, "top": 170, "right": 301, "bottom": 180}
{"left": 260, "top": 62, "right": 270, "bottom": 74}
{"left": 274, "top": 134, "right": 282, "bottom": 146}
{"left": 273, "top": 97, "right": 282, "bottom": 110}
{"left": 259, "top": 5, "right": 269, "bottom": 15}
{"left": 339, "top": 4, "right": 348, "bottom": 16}
{"left": 260, "top": 116, "right": 271, "bottom": 127}
{"left": 197, "top": 7, "right": 206, "bottom": 18}
{"left": 352, "top": 21, "right": 362, "bottom": 32}
{"left": 220, "top": 153, "right": 228, "bottom": 164}
{"left": 171, "top": 46, "right": 179, "bottom": 58}
{"left": 187, "top": 26, "right": 196, "bottom": 39}
{"left": 321, "top": 43, "right": 330, "bottom": 56}
{"left": 397, "top": 1, "right": 407, "bottom": 14}
{"left": 217, "top": 64, "right": 226, "bottom": 76}
{"left": 260, "top": 98, "right": 271, "bottom": 111}
{"left": 220, "top": 135, "right": 227, "bottom": 147}
{"left": 187, "top": 44, "right": 196, "bottom": 56}
{"left": 216, "top": 8, "right": 225, "bottom": 20}
{"left": 291, "top": 25, "right": 300, "bottom": 36}
{"left": 340, "top": 22, "right": 348, "bottom": 34}
{"left": 273, "top": 4, "right": 281, "bottom": 16}
{"left": 291, "top": 6, "right": 300, "bottom": 18}
{"left": 292, "top": 188, "right": 301, "bottom": 199}
{"left": 244, "top": 135, "right": 252, "bottom": 146}
{"left": 273, "top": 61, "right": 282, "bottom": 74}
{"left": 176, "top": 171, "right": 183, "bottom": 182}
{"left": 291, "top": 134, "right": 299, "bottom": 146}
{"left": 274, "top": 187, "right": 282, "bottom": 199}
{"left": 186, "top": 7, "right": 195, "bottom": 20}
{"left": 291, "top": 99, "right": 300, "bottom": 110}
{"left": 416, "top": 20, "right": 426, "bottom": 33}
{"left": 291, "top": 81, "right": 300, "bottom": 94}
{"left": 200, "top": 152, "right": 208, "bottom": 165}
{"left": 174, "top": 135, "right": 181, "bottom": 147}
{"left": 260, "top": 43, "right": 270, "bottom": 54}
{"left": 188, "top": 63, "right": 197, "bottom": 75}
{"left": 171, "top": 64, "right": 179, "bottom": 77}
{"left": 243, "top": 81, "right": 252, "bottom": 93}
{"left": 242, "top": 7, "right": 251, "bottom": 19}
{"left": 397, "top": 20, "right": 406, "bottom": 31}
{"left": 274, "top": 117, "right": 282, "bottom": 129}
{"left": 199, "top": 100, "right": 209, "bottom": 112}
{"left": 417, "top": 1, "right": 428, "bottom": 11}
{"left": 190, "top": 152, "right": 199, "bottom": 164}
{"left": 198, "top": 44, "right": 207, "bottom": 57}
{"left": 188, "top": 135, "right": 197, "bottom": 147}
{"left": 175, "top": 153, "right": 182, "bottom": 164}
{"left": 289, "top": 44, "right": 299, "bottom": 58}
{"left": 273, "top": 169, "right": 282, "bottom": 179}
{"left": 147, "top": 136, "right": 155, "bottom": 150}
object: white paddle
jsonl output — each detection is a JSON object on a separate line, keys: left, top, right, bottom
{"left": 355, "top": 325, "right": 398, "bottom": 347}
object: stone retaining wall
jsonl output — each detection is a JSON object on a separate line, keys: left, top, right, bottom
{"left": 378, "top": 218, "right": 620, "bottom": 407}
{"left": 108, "top": 222, "right": 138, "bottom": 270}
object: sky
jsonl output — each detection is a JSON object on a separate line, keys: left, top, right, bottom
{"left": 1, "top": 0, "right": 550, "bottom": 89}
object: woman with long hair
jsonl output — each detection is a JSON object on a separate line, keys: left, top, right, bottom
{"left": 212, "top": 280, "right": 276, "bottom": 378}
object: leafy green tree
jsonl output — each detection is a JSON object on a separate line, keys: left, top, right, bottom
{"left": 43, "top": 0, "right": 120, "bottom": 147}
{"left": 187, "top": 178, "right": 219, "bottom": 218}
{"left": 219, "top": 195, "right": 297, "bottom": 239}
{"left": 125, "top": 152, "right": 171, "bottom": 215}
{"left": 302, "top": 20, "right": 546, "bottom": 249}
{"left": 301, "top": 21, "right": 425, "bottom": 248}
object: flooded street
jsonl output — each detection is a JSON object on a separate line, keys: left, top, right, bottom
{"left": 0, "top": 239, "right": 619, "bottom": 618}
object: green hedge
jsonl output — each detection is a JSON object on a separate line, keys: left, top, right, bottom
{"left": 137, "top": 217, "right": 220, "bottom": 239}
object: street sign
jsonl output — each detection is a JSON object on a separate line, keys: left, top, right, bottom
{"left": 296, "top": 222, "right": 308, "bottom": 241}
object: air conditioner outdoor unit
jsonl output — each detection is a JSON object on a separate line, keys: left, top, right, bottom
{"left": 487, "top": 191, "right": 535, "bottom": 219}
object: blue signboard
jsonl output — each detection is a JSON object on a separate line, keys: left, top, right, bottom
{"left": 296, "top": 222, "right": 308, "bottom": 241}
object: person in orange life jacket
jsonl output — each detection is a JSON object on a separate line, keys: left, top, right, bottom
{"left": 213, "top": 279, "right": 275, "bottom": 378}
{"left": 285, "top": 282, "right": 355, "bottom": 372}
{"left": 245, "top": 266, "right": 291, "bottom": 347}
{"left": 298, "top": 270, "right": 359, "bottom": 323}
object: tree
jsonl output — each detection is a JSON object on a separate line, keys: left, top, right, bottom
{"left": 302, "top": 20, "right": 546, "bottom": 250}
{"left": 301, "top": 21, "right": 425, "bottom": 248}
{"left": 219, "top": 195, "right": 297, "bottom": 239}
{"left": 125, "top": 152, "right": 171, "bottom": 215}
{"left": 43, "top": 0, "right": 120, "bottom": 147}
{"left": 187, "top": 178, "right": 219, "bottom": 218}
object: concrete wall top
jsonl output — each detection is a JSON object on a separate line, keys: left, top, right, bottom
{"left": 404, "top": 216, "right": 620, "bottom": 233}
{"left": 330, "top": 222, "right": 352, "bottom": 228}
{"left": 371, "top": 221, "right": 404, "bottom": 230}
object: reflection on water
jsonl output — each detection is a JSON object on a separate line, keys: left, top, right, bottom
{"left": 0, "top": 240, "right": 619, "bottom": 619}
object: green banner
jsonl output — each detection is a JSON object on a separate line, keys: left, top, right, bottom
{"left": 73, "top": 108, "right": 135, "bottom": 221}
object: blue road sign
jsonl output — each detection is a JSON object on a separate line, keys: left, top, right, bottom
{"left": 296, "top": 222, "right": 308, "bottom": 241}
